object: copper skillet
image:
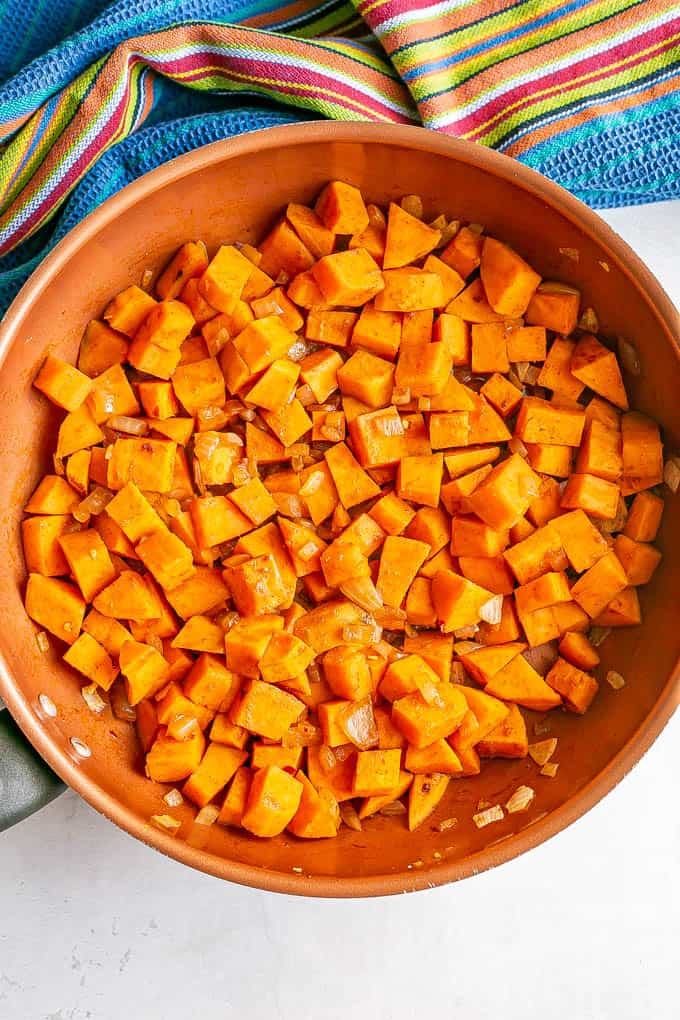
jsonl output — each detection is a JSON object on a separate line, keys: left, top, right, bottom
{"left": 0, "top": 122, "right": 678, "bottom": 896}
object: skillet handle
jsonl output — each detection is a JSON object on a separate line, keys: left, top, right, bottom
{"left": 0, "top": 708, "right": 64, "bottom": 831}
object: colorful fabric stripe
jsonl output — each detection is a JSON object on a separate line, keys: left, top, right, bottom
{"left": 0, "top": 0, "right": 678, "bottom": 270}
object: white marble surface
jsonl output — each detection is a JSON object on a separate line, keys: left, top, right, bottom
{"left": 1, "top": 201, "right": 679, "bottom": 1020}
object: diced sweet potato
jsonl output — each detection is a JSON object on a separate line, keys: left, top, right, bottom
{"left": 545, "top": 657, "right": 598, "bottom": 714}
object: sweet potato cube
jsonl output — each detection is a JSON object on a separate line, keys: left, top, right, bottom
{"left": 422, "top": 254, "right": 465, "bottom": 306}
{"left": 516, "top": 603, "right": 560, "bottom": 647}
{"left": 258, "top": 219, "right": 314, "bottom": 279}
{"left": 592, "top": 586, "right": 641, "bottom": 627}
{"left": 407, "top": 772, "right": 450, "bottom": 831}
{"left": 189, "top": 495, "right": 251, "bottom": 548}
{"left": 181, "top": 278, "right": 218, "bottom": 328}
{"left": 286, "top": 270, "right": 329, "bottom": 309}
{"left": 478, "top": 373, "right": 521, "bottom": 418}
{"left": 375, "top": 269, "right": 444, "bottom": 312}
{"left": 337, "top": 350, "right": 394, "bottom": 409}
{"left": 440, "top": 225, "right": 483, "bottom": 278}
{"left": 470, "top": 322, "right": 509, "bottom": 375}
{"left": 545, "top": 657, "right": 598, "bottom": 714}
{"left": 241, "top": 765, "right": 304, "bottom": 837}
{"left": 467, "top": 393, "right": 511, "bottom": 445}
{"left": 503, "top": 522, "right": 567, "bottom": 583}
{"left": 525, "top": 281, "right": 580, "bottom": 335}
{"left": 225, "top": 614, "right": 283, "bottom": 676}
{"left": 315, "top": 181, "right": 368, "bottom": 235}
{"left": 34, "top": 354, "right": 92, "bottom": 412}
{"left": 613, "top": 534, "right": 662, "bottom": 585}
{"left": 467, "top": 453, "right": 540, "bottom": 531}
{"left": 456, "top": 642, "right": 525, "bottom": 687}
{"left": 218, "top": 767, "right": 252, "bottom": 827}
{"left": 171, "top": 616, "right": 224, "bottom": 654}
{"left": 306, "top": 309, "right": 358, "bottom": 348}
{"left": 277, "top": 517, "right": 325, "bottom": 577}
{"left": 127, "top": 336, "right": 181, "bottom": 379}
{"left": 506, "top": 325, "right": 546, "bottom": 362}
{"left": 485, "top": 655, "right": 562, "bottom": 711}
{"left": 352, "top": 749, "right": 402, "bottom": 796}
{"left": 324, "top": 442, "right": 380, "bottom": 509}
{"left": 380, "top": 653, "right": 441, "bottom": 702}
{"left": 59, "top": 529, "right": 117, "bottom": 601}
{"left": 93, "top": 570, "right": 159, "bottom": 621}
{"left": 138, "top": 380, "right": 178, "bottom": 420}
{"left": 392, "top": 684, "right": 467, "bottom": 748}
{"left": 401, "top": 633, "right": 452, "bottom": 684}
{"left": 560, "top": 472, "right": 619, "bottom": 520}
{"left": 226, "top": 553, "right": 288, "bottom": 616}
{"left": 552, "top": 600, "right": 590, "bottom": 636}
{"left": 621, "top": 412, "right": 663, "bottom": 494}
{"left": 155, "top": 240, "right": 208, "bottom": 300}
{"left": 298, "top": 462, "right": 339, "bottom": 525}
{"left": 440, "top": 464, "right": 492, "bottom": 515}
{"left": 376, "top": 536, "right": 430, "bottom": 608}
{"left": 134, "top": 299, "right": 194, "bottom": 352}
{"left": 251, "top": 286, "right": 304, "bottom": 333}
{"left": 56, "top": 405, "right": 104, "bottom": 459}
{"left": 105, "top": 482, "right": 164, "bottom": 544}
{"left": 104, "top": 285, "right": 157, "bottom": 336}
{"left": 171, "top": 357, "right": 225, "bottom": 416}
{"left": 405, "top": 740, "right": 462, "bottom": 775}
{"left": 397, "top": 453, "right": 443, "bottom": 507}
{"left": 288, "top": 772, "right": 340, "bottom": 839}
{"left": 526, "top": 442, "right": 572, "bottom": 477}
{"left": 136, "top": 528, "right": 195, "bottom": 591}
{"left": 119, "top": 639, "right": 169, "bottom": 704}
{"left": 444, "top": 446, "right": 500, "bottom": 480}
{"left": 106, "top": 437, "right": 176, "bottom": 493}
{"left": 431, "top": 569, "right": 493, "bottom": 632}
{"left": 312, "top": 248, "right": 383, "bottom": 306}
{"left": 145, "top": 725, "right": 205, "bottom": 783}
{"left": 261, "top": 398, "right": 312, "bottom": 446}
{"left": 299, "top": 349, "right": 343, "bottom": 403}
{"left": 558, "top": 632, "right": 600, "bottom": 671}
{"left": 480, "top": 236, "right": 541, "bottom": 316}
{"left": 182, "top": 744, "right": 247, "bottom": 808}
{"left": 478, "top": 597, "right": 521, "bottom": 645}
{"left": 451, "top": 515, "right": 509, "bottom": 558}
{"left": 320, "top": 538, "right": 369, "bottom": 588}
{"left": 198, "top": 245, "right": 253, "bottom": 313}
{"left": 244, "top": 359, "right": 299, "bottom": 411}
{"left": 550, "top": 509, "right": 608, "bottom": 572}
{"left": 231, "top": 679, "right": 304, "bottom": 741}
{"left": 570, "top": 550, "right": 628, "bottom": 617}
{"left": 433, "top": 313, "right": 470, "bottom": 364}
{"left": 350, "top": 305, "right": 402, "bottom": 361}
{"left": 514, "top": 571, "right": 571, "bottom": 615}
{"left": 405, "top": 576, "right": 437, "bottom": 626}
{"left": 535, "top": 336, "right": 583, "bottom": 400}
{"left": 515, "top": 396, "right": 585, "bottom": 447}
{"left": 78, "top": 320, "right": 129, "bottom": 377}
{"left": 82, "top": 610, "right": 133, "bottom": 658}
{"left": 458, "top": 555, "right": 514, "bottom": 595}
{"left": 455, "top": 686, "right": 510, "bottom": 749}
{"left": 624, "top": 491, "right": 664, "bottom": 542}
{"left": 156, "top": 681, "right": 214, "bottom": 731}
{"left": 404, "top": 506, "right": 450, "bottom": 556}
{"left": 395, "top": 340, "right": 452, "bottom": 398}
{"left": 571, "top": 334, "right": 628, "bottom": 410}
{"left": 211, "top": 715, "right": 249, "bottom": 749}
{"left": 22, "top": 515, "right": 70, "bottom": 576}
{"left": 369, "top": 491, "right": 415, "bottom": 535}
{"left": 259, "top": 632, "right": 315, "bottom": 685}
{"left": 63, "top": 632, "right": 117, "bottom": 690}
{"left": 25, "top": 476, "right": 79, "bottom": 515}
{"left": 476, "top": 703, "right": 528, "bottom": 758}
{"left": 383, "top": 203, "right": 440, "bottom": 269}
{"left": 446, "top": 278, "right": 503, "bottom": 324}
{"left": 161, "top": 567, "right": 227, "bottom": 622}
{"left": 322, "top": 644, "right": 371, "bottom": 700}
{"left": 428, "top": 411, "right": 470, "bottom": 449}
{"left": 285, "top": 202, "right": 335, "bottom": 258}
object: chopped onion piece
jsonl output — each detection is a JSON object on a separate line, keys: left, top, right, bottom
{"left": 391, "top": 386, "right": 411, "bottom": 406}
{"left": 428, "top": 213, "right": 447, "bottom": 231}
{"left": 508, "top": 436, "right": 528, "bottom": 459}
{"left": 193, "top": 458, "right": 206, "bottom": 496}
{"left": 110, "top": 685, "right": 136, "bottom": 722}
{"left": 525, "top": 365, "right": 541, "bottom": 385}
{"left": 664, "top": 457, "right": 680, "bottom": 494}
{"left": 299, "top": 470, "right": 323, "bottom": 497}
{"left": 450, "top": 663, "right": 467, "bottom": 684}
{"left": 578, "top": 307, "right": 599, "bottom": 332}
{"left": 36, "top": 630, "right": 50, "bottom": 653}
{"left": 151, "top": 814, "right": 181, "bottom": 833}
{"left": 479, "top": 595, "right": 503, "bottom": 625}
{"left": 528, "top": 738, "right": 558, "bottom": 766}
{"left": 340, "top": 803, "right": 363, "bottom": 831}
{"left": 380, "top": 800, "right": 407, "bottom": 816}
{"left": 473, "top": 804, "right": 504, "bottom": 828}
{"left": 435, "top": 816, "right": 458, "bottom": 832}
{"left": 195, "top": 804, "right": 220, "bottom": 826}
{"left": 558, "top": 246, "right": 579, "bottom": 262}
{"left": 616, "top": 335, "right": 640, "bottom": 376}
{"left": 439, "top": 219, "right": 460, "bottom": 247}
{"left": 514, "top": 361, "right": 531, "bottom": 383}
{"left": 140, "top": 268, "right": 154, "bottom": 291}
{"left": 340, "top": 576, "right": 384, "bottom": 613}
{"left": 296, "top": 383, "right": 315, "bottom": 407}
{"left": 164, "top": 789, "right": 184, "bottom": 808}
{"left": 505, "top": 785, "right": 535, "bottom": 814}
{"left": 400, "top": 194, "right": 423, "bottom": 219}
{"left": 340, "top": 697, "right": 379, "bottom": 750}
{"left": 417, "top": 678, "right": 445, "bottom": 708}
{"left": 523, "top": 642, "right": 559, "bottom": 677}
{"left": 318, "top": 744, "right": 337, "bottom": 773}
{"left": 287, "top": 339, "right": 313, "bottom": 363}
{"left": 147, "top": 633, "right": 163, "bottom": 655}
{"left": 53, "top": 454, "right": 65, "bottom": 476}
{"left": 333, "top": 744, "right": 353, "bottom": 763}
{"left": 73, "top": 486, "right": 114, "bottom": 522}
{"left": 606, "top": 670, "right": 626, "bottom": 690}
{"left": 82, "top": 684, "right": 106, "bottom": 714}
{"left": 468, "top": 222, "right": 484, "bottom": 235}
{"left": 167, "top": 714, "right": 200, "bottom": 741}
{"left": 343, "top": 621, "right": 382, "bottom": 645}
{"left": 598, "top": 260, "right": 610, "bottom": 273}
{"left": 282, "top": 721, "right": 322, "bottom": 748}
{"left": 453, "top": 625, "right": 478, "bottom": 640}
{"left": 589, "top": 626, "right": 611, "bottom": 648}
{"left": 108, "top": 414, "right": 148, "bottom": 436}
{"left": 540, "top": 762, "right": 559, "bottom": 777}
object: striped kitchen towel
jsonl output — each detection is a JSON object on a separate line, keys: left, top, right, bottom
{"left": 0, "top": 0, "right": 679, "bottom": 311}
